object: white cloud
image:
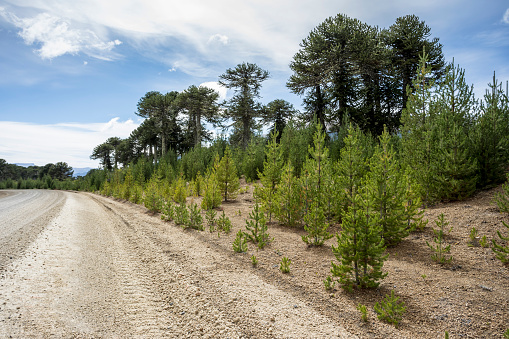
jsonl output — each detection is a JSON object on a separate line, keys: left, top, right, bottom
{"left": 0, "top": 118, "right": 139, "bottom": 167}
{"left": 207, "top": 34, "right": 229, "bottom": 45}
{"left": 504, "top": 8, "right": 509, "bottom": 24}
{"left": 1, "top": 9, "right": 122, "bottom": 60}
{"left": 199, "top": 81, "right": 228, "bottom": 101}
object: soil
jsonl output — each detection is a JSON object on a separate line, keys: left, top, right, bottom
{"left": 0, "top": 184, "right": 508, "bottom": 338}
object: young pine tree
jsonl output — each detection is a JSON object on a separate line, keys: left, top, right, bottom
{"left": 473, "top": 72, "right": 509, "bottom": 188}
{"left": 273, "top": 162, "right": 304, "bottom": 227}
{"left": 400, "top": 50, "right": 441, "bottom": 206}
{"left": 366, "top": 127, "right": 412, "bottom": 246}
{"left": 334, "top": 124, "right": 370, "bottom": 222}
{"left": 216, "top": 146, "right": 240, "bottom": 202}
{"left": 245, "top": 202, "right": 270, "bottom": 249}
{"left": 201, "top": 153, "right": 222, "bottom": 210}
{"left": 331, "top": 186, "right": 387, "bottom": 291}
{"left": 301, "top": 123, "right": 334, "bottom": 245}
{"left": 256, "top": 131, "right": 284, "bottom": 222}
{"left": 435, "top": 60, "right": 478, "bottom": 200}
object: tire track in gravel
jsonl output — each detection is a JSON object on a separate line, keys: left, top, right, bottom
{"left": 89, "top": 193, "right": 356, "bottom": 338}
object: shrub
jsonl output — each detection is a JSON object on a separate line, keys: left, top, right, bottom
{"left": 374, "top": 290, "right": 406, "bottom": 328}
{"left": 251, "top": 255, "right": 258, "bottom": 266}
{"left": 174, "top": 203, "right": 190, "bottom": 228}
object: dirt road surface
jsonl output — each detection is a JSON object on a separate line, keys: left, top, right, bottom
{"left": 0, "top": 190, "right": 353, "bottom": 338}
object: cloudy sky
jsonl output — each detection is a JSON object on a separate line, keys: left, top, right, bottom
{"left": 0, "top": 0, "right": 508, "bottom": 168}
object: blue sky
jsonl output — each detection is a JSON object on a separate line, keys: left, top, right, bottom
{"left": 0, "top": 0, "right": 508, "bottom": 168}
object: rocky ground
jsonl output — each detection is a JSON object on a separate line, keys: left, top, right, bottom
{"left": 0, "top": 185, "right": 508, "bottom": 338}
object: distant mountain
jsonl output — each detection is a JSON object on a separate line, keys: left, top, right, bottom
{"left": 73, "top": 167, "right": 93, "bottom": 177}
{"left": 15, "top": 163, "right": 35, "bottom": 167}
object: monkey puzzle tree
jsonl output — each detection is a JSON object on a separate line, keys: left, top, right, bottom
{"left": 176, "top": 85, "right": 220, "bottom": 147}
{"left": 218, "top": 62, "right": 269, "bottom": 149}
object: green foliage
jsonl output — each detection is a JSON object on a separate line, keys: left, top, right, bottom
{"left": 473, "top": 72, "right": 509, "bottom": 188}
{"left": 279, "top": 121, "right": 314, "bottom": 176}
{"left": 232, "top": 230, "right": 248, "bottom": 253}
{"left": 174, "top": 203, "right": 190, "bottom": 228}
{"left": 334, "top": 124, "right": 371, "bottom": 221}
{"left": 434, "top": 60, "right": 478, "bottom": 200}
{"left": 216, "top": 146, "right": 240, "bottom": 202}
{"left": 245, "top": 202, "right": 270, "bottom": 249}
{"left": 239, "top": 136, "right": 265, "bottom": 181}
{"left": 187, "top": 203, "right": 204, "bottom": 231}
{"left": 280, "top": 256, "right": 291, "bottom": 273}
{"left": 374, "top": 290, "right": 406, "bottom": 328}
{"left": 323, "top": 276, "right": 335, "bottom": 291}
{"left": 201, "top": 172, "right": 222, "bottom": 210}
{"left": 172, "top": 174, "right": 188, "bottom": 204}
{"left": 217, "top": 210, "right": 232, "bottom": 234}
{"left": 144, "top": 176, "right": 163, "bottom": 213}
{"left": 205, "top": 208, "right": 217, "bottom": 232}
{"left": 161, "top": 199, "right": 175, "bottom": 222}
{"left": 251, "top": 255, "right": 258, "bottom": 266}
{"left": 357, "top": 304, "right": 368, "bottom": 322}
{"left": 480, "top": 235, "right": 489, "bottom": 248}
{"left": 218, "top": 62, "right": 269, "bottom": 149}
{"left": 504, "top": 328, "right": 509, "bottom": 339}
{"left": 367, "top": 127, "right": 413, "bottom": 246}
{"left": 495, "top": 174, "right": 509, "bottom": 213}
{"left": 426, "top": 213, "right": 453, "bottom": 264}
{"left": 400, "top": 51, "right": 442, "bottom": 206}
{"left": 302, "top": 201, "right": 332, "bottom": 246}
{"left": 256, "top": 131, "right": 284, "bottom": 222}
{"left": 468, "top": 227, "right": 478, "bottom": 247}
{"left": 273, "top": 162, "right": 304, "bottom": 227}
{"left": 492, "top": 221, "right": 509, "bottom": 264}
{"left": 331, "top": 186, "right": 387, "bottom": 290}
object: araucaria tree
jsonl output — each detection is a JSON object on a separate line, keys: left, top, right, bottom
{"left": 219, "top": 62, "right": 269, "bottom": 148}
{"left": 215, "top": 146, "right": 240, "bottom": 202}
{"left": 331, "top": 185, "right": 387, "bottom": 290}
{"left": 136, "top": 91, "right": 182, "bottom": 158}
{"left": 176, "top": 85, "right": 220, "bottom": 147}
{"left": 273, "top": 162, "right": 304, "bottom": 227}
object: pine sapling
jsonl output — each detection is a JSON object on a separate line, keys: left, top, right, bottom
{"left": 374, "top": 290, "right": 406, "bottom": 328}
{"left": 187, "top": 203, "right": 204, "bottom": 231}
{"left": 217, "top": 210, "right": 232, "bottom": 234}
{"left": 492, "top": 221, "right": 509, "bottom": 264}
{"left": 495, "top": 175, "right": 509, "bottom": 212}
{"left": 468, "top": 227, "right": 478, "bottom": 247}
{"left": 357, "top": 303, "right": 368, "bottom": 322}
{"left": 280, "top": 257, "right": 291, "bottom": 273}
{"left": 323, "top": 276, "right": 335, "bottom": 291}
{"left": 245, "top": 202, "right": 270, "bottom": 249}
{"left": 480, "top": 235, "right": 489, "bottom": 248}
{"left": 174, "top": 203, "right": 190, "bottom": 228}
{"left": 426, "top": 213, "right": 453, "bottom": 264}
{"left": 302, "top": 201, "right": 332, "bottom": 246}
{"left": 205, "top": 208, "right": 217, "bottom": 232}
{"left": 161, "top": 199, "right": 175, "bottom": 221}
{"left": 251, "top": 255, "right": 258, "bottom": 266}
{"left": 232, "top": 230, "right": 248, "bottom": 253}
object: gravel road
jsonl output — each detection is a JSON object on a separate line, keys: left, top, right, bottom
{"left": 0, "top": 190, "right": 354, "bottom": 338}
